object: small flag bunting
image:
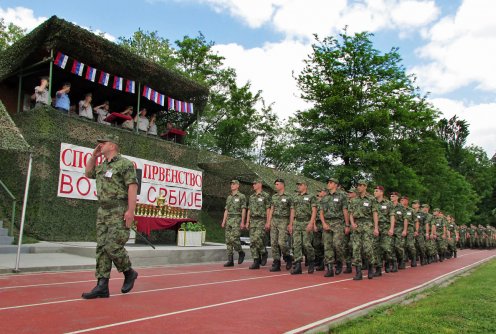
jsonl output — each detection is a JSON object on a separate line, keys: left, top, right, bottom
{"left": 85, "top": 66, "right": 97, "bottom": 82}
{"left": 54, "top": 52, "right": 68, "bottom": 69}
{"left": 125, "top": 80, "right": 135, "bottom": 93}
{"left": 71, "top": 60, "right": 85, "bottom": 76}
{"left": 98, "top": 71, "right": 110, "bottom": 86}
{"left": 113, "top": 76, "right": 123, "bottom": 91}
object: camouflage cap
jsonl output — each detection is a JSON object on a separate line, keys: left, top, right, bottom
{"left": 421, "top": 204, "right": 430, "bottom": 208}
{"left": 326, "top": 177, "right": 339, "bottom": 184}
{"left": 230, "top": 179, "right": 240, "bottom": 184}
{"left": 433, "top": 208, "right": 441, "bottom": 212}
{"left": 357, "top": 179, "right": 368, "bottom": 186}
{"left": 347, "top": 187, "right": 357, "bottom": 193}
{"left": 412, "top": 200, "right": 420, "bottom": 204}
{"left": 390, "top": 192, "right": 400, "bottom": 197}
{"left": 296, "top": 179, "right": 307, "bottom": 185}
{"left": 252, "top": 178, "right": 263, "bottom": 184}
{"left": 97, "top": 134, "right": 120, "bottom": 146}
{"left": 317, "top": 187, "right": 327, "bottom": 193}
{"left": 274, "top": 178, "right": 285, "bottom": 184}
{"left": 401, "top": 195, "right": 409, "bottom": 200}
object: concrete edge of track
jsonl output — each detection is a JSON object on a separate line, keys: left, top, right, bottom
{"left": 302, "top": 254, "right": 495, "bottom": 334}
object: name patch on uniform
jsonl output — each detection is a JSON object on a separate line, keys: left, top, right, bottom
{"left": 258, "top": 198, "right": 264, "bottom": 202}
{"left": 304, "top": 197, "right": 309, "bottom": 201}
{"left": 417, "top": 215, "right": 421, "bottom": 219}
{"left": 234, "top": 198, "right": 239, "bottom": 202}
{"left": 104, "top": 169, "right": 113, "bottom": 178}
{"left": 282, "top": 198, "right": 287, "bottom": 202}
{"left": 407, "top": 212, "right": 412, "bottom": 216}
{"left": 381, "top": 205, "right": 387, "bottom": 209}
{"left": 363, "top": 202, "right": 369, "bottom": 207}
{"left": 396, "top": 211, "right": 402, "bottom": 215}
{"left": 333, "top": 198, "right": 339, "bottom": 202}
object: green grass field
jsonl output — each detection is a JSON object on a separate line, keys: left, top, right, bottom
{"left": 328, "top": 258, "right": 496, "bottom": 334}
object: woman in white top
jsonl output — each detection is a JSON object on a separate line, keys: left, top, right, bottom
{"left": 148, "top": 113, "right": 158, "bottom": 136}
{"left": 78, "top": 93, "right": 93, "bottom": 120}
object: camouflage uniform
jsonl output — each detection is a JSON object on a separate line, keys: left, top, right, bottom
{"left": 248, "top": 191, "right": 271, "bottom": 260}
{"left": 313, "top": 199, "right": 325, "bottom": 266}
{"left": 391, "top": 203, "right": 406, "bottom": 266}
{"left": 414, "top": 210, "right": 427, "bottom": 264}
{"left": 224, "top": 191, "right": 247, "bottom": 256}
{"left": 403, "top": 206, "right": 417, "bottom": 263}
{"left": 459, "top": 225, "right": 467, "bottom": 249}
{"left": 477, "top": 225, "right": 484, "bottom": 249}
{"left": 374, "top": 198, "right": 393, "bottom": 268}
{"left": 270, "top": 192, "right": 292, "bottom": 261}
{"left": 320, "top": 190, "right": 348, "bottom": 266}
{"left": 87, "top": 154, "right": 137, "bottom": 279}
{"left": 468, "top": 224, "right": 476, "bottom": 248}
{"left": 446, "top": 220, "right": 458, "bottom": 258}
{"left": 349, "top": 194, "right": 377, "bottom": 267}
{"left": 423, "top": 212, "right": 437, "bottom": 261}
{"left": 433, "top": 215, "right": 447, "bottom": 259}
{"left": 291, "top": 192, "right": 317, "bottom": 263}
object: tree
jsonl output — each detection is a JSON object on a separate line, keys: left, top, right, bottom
{"left": 0, "top": 19, "right": 25, "bottom": 52}
{"left": 436, "top": 115, "right": 469, "bottom": 170}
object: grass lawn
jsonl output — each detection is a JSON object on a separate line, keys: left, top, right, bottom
{"left": 328, "top": 258, "right": 496, "bottom": 334}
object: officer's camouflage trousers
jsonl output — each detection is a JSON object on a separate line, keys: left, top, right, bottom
{"left": 351, "top": 220, "right": 376, "bottom": 267}
{"left": 403, "top": 229, "right": 416, "bottom": 261}
{"left": 95, "top": 206, "right": 132, "bottom": 279}
{"left": 435, "top": 236, "right": 447, "bottom": 256}
{"left": 426, "top": 237, "right": 437, "bottom": 257}
{"left": 392, "top": 229, "right": 405, "bottom": 263}
{"left": 344, "top": 231, "right": 353, "bottom": 264}
{"left": 374, "top": 227, "right": 393, "bottom": 265}
{"left": 225, "top": 216, "right": 242, "bottom": 256}
{"left": 468, "top": 233, "right": 475, "bottom": 248}
{"left": 270, "top": 217, "right": 290, "bottom": 261}
{"left": 415, "top": 233, "right": 427, "bottom": 260}
{"left": 249, "top": 218, "right": 266, "bottom": 260}
{"left": 458, "top": 235, "right": 466, "bottom": 249}
{"left": 292, "top": 220, "right": 315, "bottom": 263}
{"left": 323, "top": 220, "right": 345, "bottom": 265}
{"left": 447, "top": 237, "right": 456, "bottom": 253}
{"left": 312, "top": 222, "right": 324, "bottom": 260}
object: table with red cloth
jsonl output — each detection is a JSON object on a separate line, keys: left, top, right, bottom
{"left": 160, "top": 128, "right": 187, "bottom": 143}
{"left": 135, "top": 216, "right": 197, "bottom": 236}
{"left": 103, "top": 112, "right": 132, "bottom": 125}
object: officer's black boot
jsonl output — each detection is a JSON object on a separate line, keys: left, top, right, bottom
{"left": 249, "top": 258, "right": 260, "bottom": 270}
{"left": 391, "top": 260, "right": 398, "bottom": 272}
{"left": 260, "top": 252, "right": 268, "bottom": 266}
{"left": 224, "top": 254, "right": 234, "bottom": 267}
{"left": 344, "top": 261, "right": 353, "bottom": 274}
{"left": 411, "top": 257, "right": 417, "bottom": 267}
{"left": 398, "top": 259, "right": 406, "bottom": 269}
{"left": 121, "top": 268, "right": 138, "bottom": 293}
{"left": 304, "top": 256, "right": 308, "bottom": 267}
{"left": 284, "top": 255, "right": 293, "bottom": 271}
{"left": 335, "top": 261, "right": 343, "bottom": 275}
{"left": 270, "top": 259, "right": 281, "bottom": 272}
{"left": 316, "top": 257, "right": 325, "bottom": 271}
{"left": 374, "top": 265, "right": 382, "bottom": 277}
{"left": 353, "top": 266, "right": 363, "bottom": 280}
{"left": 454, "top": 250, "right": 457, "bottom": 258}
{"left": 308, "top": 260, "right": 315, "bottom": 274}
{"left": 238, "top": 251, "right": 245, "bottom": 264}
{"left": 439, "top": 253, "right": 444, "bottom": 262}
{"left": 82, "top": 278, "right": 110, "bottom": 299}
{"left": 384, "top": 260, "right": 391, "bottom": 273}
{"left": 324, "top": 263, "right": 334, "bottom": 277}
{"left": 367, "top": 263, "right": 374, "bottom": 279}
{"left": 291, "top": 261, "right": 302, "bottom": 275}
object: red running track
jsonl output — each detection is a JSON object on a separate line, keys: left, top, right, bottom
{"left": 0, "top": 249, "right": 494, "bottom": 334}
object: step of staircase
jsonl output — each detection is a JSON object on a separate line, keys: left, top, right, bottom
{"left": 0, "top": 235, "right": 14, "bottom": 245}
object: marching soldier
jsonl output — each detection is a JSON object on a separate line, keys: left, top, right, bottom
{"left": 412, "top": 200, "right": 427, "bottom": 266}
{"left": 373, "top": 185, "right": 394, "bottom": 275}
{"left": 319, "top": 178, "right": 349, "bottom": 277}
{"left": 349, "top": 180, "right": 379, "bottom": 280}
{"left": 344, "top": 187, "right": 357, "bottom": 273}
{"left": 477, "top": 224, "right": 485, "bottom": 249}
{"left": 246, "top": 179, "right": 271, "bottom": 269}
{"left": 401, "top": 196, "right": 417, "bottom": 267}
{"left": 446, "top": 215, "right": 458, "bottom": 259}
{"left": 313, "top": 188, "right": 327, "bottom": 271}
{"left": 431, "top": 209, "right": 447, "bottom": 262}
{"left": 267, "top": 179, "right": 293, "bottom": 271}
{"left": 390, "top": 192, "right": 406, "bottom": 271}
{"left": 468, "top": 224, "right": 477, "bottom": 249}
{"left": 459, "top": 224, "right": 467, "bottom": 249}
{"left": 422, "top": 204, "right": 436, "bottom": 263}
{"left": 288, "top": 180, "right": 317, "bottom": 274}
{"left": 221, "top": 180, "right": 246, "bottom": 267}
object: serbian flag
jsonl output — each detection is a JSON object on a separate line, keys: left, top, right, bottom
{"left": 98, "top": 72, "right": 110, "bottom": 86}
{"left": 187, "top": 102, "right": 194, "bottom": 114}
{"left": 150, "top": 90, "right": 157, "bottom": 103}
{"left": 142, "top": 86, "right": 152, "bottom": 100}
{"left": 54, "top": 52, "right": 68, "bottom": 69}
{"left": 113, "top": 76, "right": 123, "bottom": 91}
{"left": 176, "top": 100, "right": 182, "bottom": 113}
{"left": 158, "top": 94, "right": 165, "bottom": 106}
{"left": 154, "top": 92, "right": 162, "bottom": 105}
{"left": 85, "top": 66, "right": 97, "bottom": 82}
{"left": 125, "top": 80, "right": 135, "bottom": 93}
{"left": 71, "top": 60, "right": 85, "bottom": 76}
{"left": 168, "top": 97, "right": 175, "bottom": 110}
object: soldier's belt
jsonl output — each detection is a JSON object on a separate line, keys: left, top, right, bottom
{"left": 272, "top": 215, "right": 289, "bottom": 219}
{"left": 228, "top": 213, "right": 242, "bottom": 217}
{"left": 99, "top": 200, "right": 127, "bottom": 209}
{"left": 295, "top": 216, "right": 311, "bottom": 221}
{"left": 354, "top": 217, "right": 373, "bottom": 222}
{"left": 250, "top": 215, "right": 266, "bottom": 219}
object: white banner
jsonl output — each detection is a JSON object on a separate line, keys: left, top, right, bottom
{"left": 57, "top": 143, "right": 203, "bottom": 209}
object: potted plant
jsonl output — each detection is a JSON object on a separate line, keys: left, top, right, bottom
{"left": 177, "top": 222, "right": 204, "bottom": 247}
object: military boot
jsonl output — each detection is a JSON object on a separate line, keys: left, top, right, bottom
{"left": 284, "top": 255, "right": 293, "bottom": 271}
{"left": 224, "top": 254, "right": 234, "bottom": 267}
{"left": 315, "top": 258, "right": 325, "bottom": 271}
{"left": 82, "top": 278, "right": 109, "bottom": 299}
{"left": 270, "top": 259, "right": 281, "bottom": 272}
{"left": 439, "top": 253, "right": 444, "bottom": 262}
{"left": 249, "top": 258, "right": 260, "bottom": 270}
{"left": 304, "top": 256, "right": 308, "bottom": 267}
{"left": 398, "top": 259, "right": 406, "bottom": 269}
{"left": 411, "top": 257, "right": 417, "bottom": 267}
{"left": 353, "top": 266, "right": 363, "bottom": 280}
{"left": 344, "top": 261, "right": 353, "bottom": 274}
{"left": 260, "top": 252, "right": 268, "bottom": 266}
{"left": 374, "top": 265, "right": 382, "bottom": 277}
{"left": 384, "top": 261, "right": 391, "bottom": 273}
{"left": 335, "top": 261, "right": 343, "bottom": 275}
{"left": 391, "top": 260, "right": 398, "bottom": 272}
{"left": 291, "top": 261, "right": 302, "bottom": 275}
{"left": 454, "top": 251, "right": 457, "bottom": 258}
{"left": 308, "top": 260, "right": 315, "bottom": 274}
{"left": 121, "top": 268, "right": 138, "bottom": 293}
{"left": 367, "top": 264, "right": 374, "bottom": 279}
{"left": 324, "top": 263, "right": 334, "bottom": 277}
{"left": 238, "top": 251, "right": 245, "bottom": 264}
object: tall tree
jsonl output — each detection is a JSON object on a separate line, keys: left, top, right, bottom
{"left": 118, "top": 29, "right": 176, "bottom": 68}
{"left": 0, "top": 19, "right": 25, "bottom": 52}
{"left": 436, "top": 115, "right": 470, "bottom": 170}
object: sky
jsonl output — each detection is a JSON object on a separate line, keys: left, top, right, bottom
{"left": 1, "top": 0, "right": 495, "bottom": 156}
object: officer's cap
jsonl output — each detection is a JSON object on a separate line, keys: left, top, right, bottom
{"left": 97, "top": 134, "right": 120, "bottom": 146}
{"left": 390, "top": 192, "right": 400, "bottom": 197}
{"left": 357, "top": 179, "right": 368, "bottom": 186}
{"left": 421, "top": 204, "right": 430, "bottom": 208}
{"left": 296, "top": 179, "right": 307, "bottom": 185}
{"left": 230, "top": 179, "right": 240, "bottom": 185}
{"left": 252, "top": 178, "right": 263, "bottom": 184}
{"left": 433, "top": 208, "right": 441, "bottom": 212}
{"left": 412, "top": 200, "right": 420, "bottom": 204}
{"left": 375, "top": 185, "right": 384, "bottom": 191}
{"left": 401, "top": 195, "right": 409, "bottom": 200}
{"left": 274, "top": 178, "right": 285, "bottom": 184}
{"left": 348, "top": 187, "right": 357, "bottom": 193}
{"left": 326, "top": 177, "right": 338, "bottom": 184}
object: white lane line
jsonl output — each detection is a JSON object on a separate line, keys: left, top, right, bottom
{"left": 0, "top": 267, "right": 248, "bottom": 290}
{"left": 285, "top": 254, "right": 496, "bottom": 334}
{"left": 0, "top": 273, "right": 288, "bottom": 311}
{"left": 64, "top": 277, "right": 355, "bottom": 334}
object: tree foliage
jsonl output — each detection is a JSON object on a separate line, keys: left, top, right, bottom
{"left": 0, "top": 19, "right": 25, "bottom": 52}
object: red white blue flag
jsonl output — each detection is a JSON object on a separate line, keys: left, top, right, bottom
{"left": 71, "top": 60, "right": 85, "bottom": 76}
{"left": 142, "top": 86, "right": 152, "bottom": 100}
{"left": 54, "top": 52, "right": 68, "bottom": 69}
{"left": 98, "top": 72, "right": 110, "bottom": 86}
{"left": 150, "top": 90, "right": 157, "bottom": 102}
{"left": 187, "top": 103, "right": 194, "bottom": 114}
{"left": 113, "top": 76, "right": 123, "bottom": 91}
{"left": 85, "top": 66, "right": 97, "bottom": 82}
{"left": 158, "top": 94, "right": 165, "bottom": 106}
{"left": 125, "top": 80, "right": 135, "bottom": 94}
{"left": 168, "top": 97, "right": 175, "bottom": 110}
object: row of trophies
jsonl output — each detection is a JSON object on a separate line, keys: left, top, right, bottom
{"left": 134, "top": 194, "right": 188, "bottom": 219}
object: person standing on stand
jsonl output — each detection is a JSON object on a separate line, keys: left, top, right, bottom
{"left": 82, "top": 134, "right": 138, "bottom": 299}
{"left": 221, "top": 180, "right": 246, "bottom": 267}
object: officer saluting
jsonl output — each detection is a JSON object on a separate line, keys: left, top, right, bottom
{"left": 82, "top": 134, "right": 139, "bottom": 299}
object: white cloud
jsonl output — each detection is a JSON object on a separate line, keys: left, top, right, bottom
{"left": 0, "top": 6, "right": 47, "bottom": 31}
{"left": 214, "top": 39, "right": 312, "bottom": 120}
{"left": 429, "top": 97, "right": 496, "bottom": 155}
{"left": 413, "top": 0, "right": 496, "bottom": 94}
{"left": 200, "top": 0, "right": 279, "bottom": 28}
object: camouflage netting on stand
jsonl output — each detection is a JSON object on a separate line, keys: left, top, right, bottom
{"left": 0, "top": 100, "right": 30, "bottom": 152}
